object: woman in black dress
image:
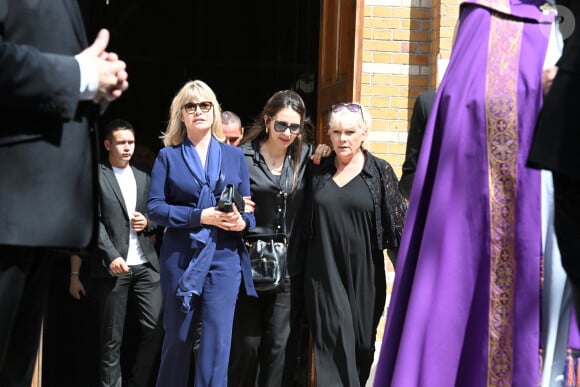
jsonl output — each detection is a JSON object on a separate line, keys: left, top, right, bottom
{"left": 303, "top": 102, "right": 406, "bottom": 386}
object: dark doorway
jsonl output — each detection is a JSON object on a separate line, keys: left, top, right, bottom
{"left": 79, "top": 1, "right": 320, "bottom": 153}
{"left": 41, "top": 3, "right": 320, "bottom": 387}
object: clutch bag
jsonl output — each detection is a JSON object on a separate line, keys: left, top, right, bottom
{"left": 217, "top": 184, "right": 244, "bottom": 213}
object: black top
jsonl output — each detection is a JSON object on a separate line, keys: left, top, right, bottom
{"left": 302, "top": 150, "right": 407, "bottom": 271}
{"left": 241, "top": 139, "right": 314, "bottom": 276}
{"left": 527, "top": 1, "right": 580, "bottom": 177}
{"left": 399, "top": 89, "right": 436, "bottom": 199}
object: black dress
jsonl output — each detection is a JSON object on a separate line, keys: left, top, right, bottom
{"left": 304, "top": 174, "right": 380, "bottom": 387}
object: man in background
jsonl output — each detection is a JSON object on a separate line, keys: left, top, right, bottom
{"left": 222, "top": 110, "right": 244, "bottom": 146}
{"left": 95, "top": 119, "right": 163, "bottom": 387}
{"left": 398, "top": 89, "right": 436, "bottom": 199}
{"left": 0, "top": 0, "right": 129, "bottom": 385}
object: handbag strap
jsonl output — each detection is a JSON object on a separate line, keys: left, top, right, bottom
{"left": 280, "top": 166, "right": 290, "bottom": 236}
{"left": 272, "top": 157, "right": 290, "bottom": 238}
{"left": 256, "top": 145, "right": 290, "bottom": 239}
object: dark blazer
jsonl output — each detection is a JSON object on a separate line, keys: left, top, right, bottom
{"left": 399, "top": 89, "right": 436, "bottom": 199}
{"left": 94, "top": 162, "right": 159, "bottom": 278}
{"left": 527, "top": 1, "right": 580, "bottom": 178}
{"left": 0, "top": 0, "right": 99, "bottom": 248}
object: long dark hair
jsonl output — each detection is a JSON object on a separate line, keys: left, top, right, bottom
{"left": 242, "top": 90, "right": 314, "bottom": 190}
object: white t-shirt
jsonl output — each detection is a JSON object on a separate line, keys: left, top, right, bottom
{"left": 113, "top": 166, "right": 147, "bottom": 266}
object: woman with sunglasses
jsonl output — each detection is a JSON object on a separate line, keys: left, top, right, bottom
{"left": 228, "top": 90, "right": 329, "bottom": 387}
{"left": 302, "top": 102, "right": 406, "bottom": 386}
{"left": 147, "top": 80, "right": 256, "bottom": 387}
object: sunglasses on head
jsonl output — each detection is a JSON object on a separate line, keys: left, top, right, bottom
{"left": 273, "top": 120, "right": 302, "bottom": 135}
{"left": 182, "top": 101, "right": 213, "bottom": 114}
{"left": 331, "top": 103, "right": 365, "bottom": 122}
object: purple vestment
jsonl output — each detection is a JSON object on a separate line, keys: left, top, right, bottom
{"left": 374, "top": 1, "right": 554, "bottom": 386}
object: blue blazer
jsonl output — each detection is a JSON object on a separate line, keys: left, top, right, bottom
{"left": 148, "top": 141, "right": 257, "bottom": 298}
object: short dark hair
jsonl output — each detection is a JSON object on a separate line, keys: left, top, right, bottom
{"left": 104, "top": 119, "right": 134, "bottom": 141}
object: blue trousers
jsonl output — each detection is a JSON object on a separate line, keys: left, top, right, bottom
{"left": 156, "top": 243, "right": 241, "bottom": 387}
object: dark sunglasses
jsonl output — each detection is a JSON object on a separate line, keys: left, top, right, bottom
{"left": 182, "top": 101, "right": 213, "bottom": 114}
{"left": 273, "top": 120, "right": 302, "bottom": 135}
{"left": 331, "top": 103, "right": 365, "bottom": 122}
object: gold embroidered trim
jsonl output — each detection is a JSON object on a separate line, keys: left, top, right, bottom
{"left": 485, "top": 12, "right": 522, "bottom": 387}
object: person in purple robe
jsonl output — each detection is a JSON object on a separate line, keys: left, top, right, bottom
{"left": 373, "top": 1, "right": 563, "bottom": 386}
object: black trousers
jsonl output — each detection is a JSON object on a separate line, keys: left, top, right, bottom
{"left": 228, "top": 276, "right": 304, "bottom": 387}
{"left": 42, "top": 250, "right": 100, "bottom": 387}
{"left": 553, "top": 174, "right": 580, "bottom": 285}
{"left": 94, "top": 262, "right": 163, "bottom": 387}
{"left": 553, "top": 173, "right": 580, "bottom": 329}
{"left": 0, "top": 246, "right": 51, "bottom": 387}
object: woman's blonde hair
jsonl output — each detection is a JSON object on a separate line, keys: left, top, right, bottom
{"left": 328, "top": 103, "right": 371, "bottom": 132}
{"left": 327, "top": 103, "right": 371, "bottom": 150}
{"left": 161, "top": 80, "right": 224, "bottom": 146}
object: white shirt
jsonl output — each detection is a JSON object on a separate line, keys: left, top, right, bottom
{"left": 112, "top": 166, "right": 147, "bottom": 266}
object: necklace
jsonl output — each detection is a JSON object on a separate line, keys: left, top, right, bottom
{"left": 265, "top": 155, "right": 284, "bottom": 173}
{"left": 260, "top": 142, "right": 285, "bottom": 173}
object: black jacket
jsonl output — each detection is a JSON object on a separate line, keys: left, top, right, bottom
{"left": 399, "top": 89, "right": 436, "bottom": 199}
{"left": 0, "top": 0, "right": 99, "bottom": 248}
{"left": 527, "top": 1, "right": 580, "bottom": 178}
{"left": 302, "top": 150, "right": 407, "bottom": 270}
{"left": 93, "top": 161, "right": 160, "bottom": 278}
{"left": 241, "top": 139, "right": 314, "bottom": 276}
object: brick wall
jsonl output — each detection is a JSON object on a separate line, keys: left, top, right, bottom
{"left": 361, "top": 0, "right": 460, "bottom": 176}
{"left": 360, "top": 0, "right": 460, "bottom": 346}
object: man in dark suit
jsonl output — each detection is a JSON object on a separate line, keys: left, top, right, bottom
{"left": 0, "top": 1, "right": 128, "bottom": 385}
{"left": 94, "top": 119, "right": 163, "bottom": 387}
{"left": 399, "top": 89, "right": 436, "bottom": 199}
{"left": 528, "top": 0, "right": 580, "bottom": 326}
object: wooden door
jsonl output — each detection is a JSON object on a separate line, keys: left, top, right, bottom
{"left": 30, "top": 324, "right": 42, "bottom": 387}
{"left": 308, "top": 2, "right": 363, "bottom": 385}
{"left": 316, "top": 0, "right": 363, "bottom": 145}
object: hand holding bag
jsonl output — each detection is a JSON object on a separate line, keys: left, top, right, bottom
{"left": 217, "top": 184, "right": 244, "bottom": 213}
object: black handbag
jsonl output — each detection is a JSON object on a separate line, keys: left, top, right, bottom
{"left": 245, "top": 165, "right": 290, "bottom": 294}
{"left": 217, "top": 184, "right": 244, "bottom": 213}
{"left": 245, "top": 233, "right": 287, "bottom": 293}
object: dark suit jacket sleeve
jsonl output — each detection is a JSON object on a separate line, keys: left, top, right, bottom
{"left": 399, "top": 89, "right": 436, "bottom": 199}
{"left": 98, "top": 217, "right": 122, "bottom": 265}
{"left": 0, "top": 45, "right": 79, "bottom": 119}
{"left": 96, "top": 167, "right": 123, "bottom": 265}
{"left": 0, "top": 0, "right": 81, "bottom": 120}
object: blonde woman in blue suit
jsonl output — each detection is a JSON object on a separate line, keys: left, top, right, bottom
{"left": 148, "top": 80, "right": 256, "bottom": 387}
